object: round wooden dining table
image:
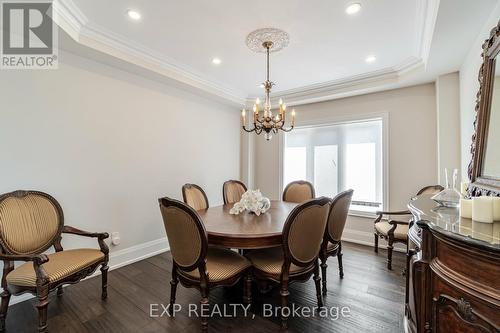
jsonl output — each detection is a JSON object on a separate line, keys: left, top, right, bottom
{"left": 197, "top": 200, "right": 298, "bottom": 249}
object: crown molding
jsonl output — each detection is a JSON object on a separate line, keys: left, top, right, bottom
{"left": 245, "top": 57, "right": 425, "bottom": 107}
{"left": 415, "top": 0, "right": 440, "bottom": 67}
{"left": 53, "top": 0, "right": 438, "bottom": 109}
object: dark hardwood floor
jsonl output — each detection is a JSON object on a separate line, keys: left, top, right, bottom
{"left": 6, "top": 242, "right": 405, "bottom": 333}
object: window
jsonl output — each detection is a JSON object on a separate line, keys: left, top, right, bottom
{"left": 283, "top": 118, "right": 384, "bottom": 214}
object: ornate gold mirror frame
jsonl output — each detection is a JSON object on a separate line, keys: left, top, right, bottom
{"left": 468, "top": 21, "right": 500, "bottom": 197}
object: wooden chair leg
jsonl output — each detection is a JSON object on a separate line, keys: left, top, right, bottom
{"left": 280, "top": 281, "right": 290, "bottom": 330}
{"left": 200, "top": 288, "right": 209, "bottom": 333}
{"left": 387, "top": 238, "right": 394, "bottom": 270}
{"left": 374, "top": 233, "right": 379, "bottom": 253}
{"left": 35, "top": 285, "right": 49, "bottom": 333}
{"left": 313, "top": 261, "right": 323, "bottom": 308}
{"left": 337, "top": 243, "right": 344, "bottom": 279}
{"left": 320, "top": 255, "right": 328, "bottom": 295}
{"left": 0, "top": 290, "right": 10, "bottom": 331}
{"left": 101, "top": 263, "right": 109, "bottom": 300}
{"left": 244, "top": 271, "right": 252, "bottom": 305}
{"left": 169, "top": 265, "right": 179, "bottom": 316}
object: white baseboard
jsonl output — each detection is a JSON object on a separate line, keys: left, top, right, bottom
{"left": 342, "top": 228, "right": 406, "bottom": 253}
{"left": 9, "top": 238, "right": 170, "bottom": 305}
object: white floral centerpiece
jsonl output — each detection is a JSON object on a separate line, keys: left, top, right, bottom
{"left": 229, "top": 189, "right": 271, "bottom": 216}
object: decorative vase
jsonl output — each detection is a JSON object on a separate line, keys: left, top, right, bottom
{"left": 432, "top": 168, "right": 461, "bottom": 208}
{"left": 229, "top": 190, "right": 271, "bottom": 216}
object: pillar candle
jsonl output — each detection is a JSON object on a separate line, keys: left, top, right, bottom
{"left": 492, "top": 197, "right": 500, "bottom": 221}
{"left": 472, "top": 197, "right": 494, "bottom": 223}
{"left": 459, "top": 198, "right": 472, "bottom": 219}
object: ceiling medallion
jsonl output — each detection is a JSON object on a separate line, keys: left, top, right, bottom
{"left": 241, "top": 28, "right": 295, "bottom": 141}
{"left": 245, "top": 28, "right": 290, "bottom": 53}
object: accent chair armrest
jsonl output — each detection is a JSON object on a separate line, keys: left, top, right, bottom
{"left": 62, "top": 226, "right": 109, "bottom": 255}
{"left": 0, "top": 253, "right": 50, "bottom": 285}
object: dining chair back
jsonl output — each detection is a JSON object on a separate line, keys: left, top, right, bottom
{"left": 182, "top": 183, "right": 209, "bottom": 211}
{"left": 416, "top": 185, "right": 444, "bottom": 196}
{"left": 283, "top": 197, "right": 330, "bottom": 267}
{"left": 158, "top": 197, "right": 207, "bottom": 270}
{"left": 282, "top": 180, "right": 315, "bottom": 203}
{"left": 326, "top": 189, "right": 354, "bottom": 243}
{"left": 222, "top": 180, "right": 247, "bottom": 204}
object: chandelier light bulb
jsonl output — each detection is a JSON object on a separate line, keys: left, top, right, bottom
{"left": 279, "top": 98, "right": 283, "bottom": 105}
{"left": 241, "top": 109, "right": 246, "bottom": 117}
{"left": 256, "top": 98, "right": 261, "bottom": 104}
{"left": 253, "top": 105, "right": 257, "bottom": 112}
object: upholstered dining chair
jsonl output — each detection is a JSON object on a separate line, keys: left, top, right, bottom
{"left": 282, "top": 180, "right": 315, "bottom": 203}
{"left": 0, "top": 190, "right": 109, "bottom": 333}
{"left": 182, "top": 183, "right": 209, "bottom": 211}
{"left": 320, "top": 189, "right": 353, "bottom": 295}
{"left": 246, "top": 197, "right": 330, "bottom": 329}
{"left": 373, "top": 185, "right": 444, "bottom": 269}
{"left": 158, "top": 197, "right": 252, "bottom": 332}
{"left": 222, "top": 180, "right": 247, "bottom": 204}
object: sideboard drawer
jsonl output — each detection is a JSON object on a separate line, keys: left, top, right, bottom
{"left": 431, "top": 274, "right": 499, "bottom": 333}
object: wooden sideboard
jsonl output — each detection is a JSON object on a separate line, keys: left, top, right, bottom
{"left": 406, "top": 195, "right": 500, "bottom": 333}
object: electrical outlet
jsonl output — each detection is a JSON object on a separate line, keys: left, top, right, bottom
{"left": 111, "top": 232, "right": 121, "bottom": 246}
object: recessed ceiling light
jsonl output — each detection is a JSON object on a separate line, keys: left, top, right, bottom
{"left": 212, "top": 58, "right": 222, "bottom": 65}
{"left": 126, "top": 9, "right": 141, "bottom": 21}
{"left": 345, "top": 3, "right": 361, "bottom": 15}
{"left": 365, "top": 55, "right": 376, "bottom": 63}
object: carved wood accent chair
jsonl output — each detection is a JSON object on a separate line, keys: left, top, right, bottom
{"left": 282, "top": 180, "right": 316, "bottom": 203}
{"left": 182, "top": 183, "right": 209, "bottom": 211}
{"left": 373, "top": 185, "right": 443, "bottom": 269}
{"left": 245, "top": 197, "right": 330, "bottom": 329}
{"left": 158, "top": 197, "right": 252, "bottom": 332}
{"left": 319, "top": 189, "right": 353, "bottom": 295}
{"left": 222, "top": 180, "right": 247, "bottom": 204}
{"left": 0, "top": 190, "right": 109, "bottom": 333}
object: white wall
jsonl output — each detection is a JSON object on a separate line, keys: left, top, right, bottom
{"left": 0, "top": 51, "right": 240, "bottom": 265}
{"left": 246, "top": 83, "right": 438, "bottom": 245}
{"left": 459, "top": 3, "right": 500, "bottom": 179}
{"left": 436, "top": 72, "right": 461, "bottom": 184}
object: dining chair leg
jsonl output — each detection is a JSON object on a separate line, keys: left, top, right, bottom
{"left": 169, "top": 265, "right": 179, "bottom": 316}
{"left": 313, "top": 261, "right": 323, "bottom": 308}
{"left": 337, "top": 242, "right": 344, "bottom": 279}
{"left": 387, "top": 238, "right": 394, "bottom": 270}
{"left": 374, "top": 233, "right": 379, "bottom": 253}
{"left": 280, "top": 281, "right": 290, "bottom": 330}
{"left": 244, "top": 271, "right": 252, "bottom": 305}
{"left": 320, "top": 255, "right": 328, "bottom": 295}
{"left": 200, "top": 288, "right": 209, "bottom": 333}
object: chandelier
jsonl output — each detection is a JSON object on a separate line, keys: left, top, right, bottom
{"left": 241, "top": 28, "right": 295, "bottom": 141}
